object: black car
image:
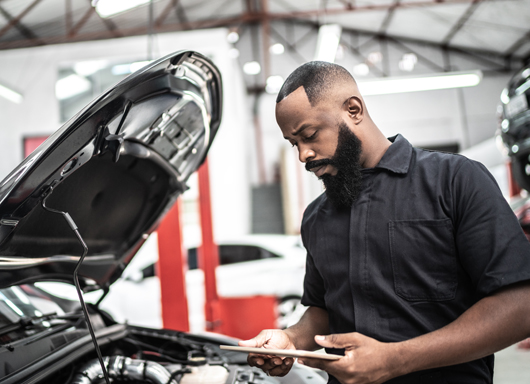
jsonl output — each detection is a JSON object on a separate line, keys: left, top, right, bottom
{"left": 0, "top": 50, "right": 324, "bottom": 384}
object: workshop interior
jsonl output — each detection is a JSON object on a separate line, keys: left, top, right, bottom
{"left": 0, "top": 1, "right": 529, "bottom": 383}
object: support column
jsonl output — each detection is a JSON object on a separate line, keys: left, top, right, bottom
{"left": 197, "top": 158, "right": 222, "bottom": 332}
{"left": 157, "top": 199, "right": 190, "bottom": 332}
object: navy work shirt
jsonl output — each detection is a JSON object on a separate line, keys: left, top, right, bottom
{"left": 301, "top": 134, "right": 530, "bottom": 383}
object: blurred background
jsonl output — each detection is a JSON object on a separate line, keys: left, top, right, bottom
{"left": 0, "top": 1, "right": 529, "bottom": 381}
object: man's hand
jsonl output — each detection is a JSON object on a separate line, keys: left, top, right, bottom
{"left": 239, "top": 329, "right": 296, "bottom": 377}
{"left": 298, "top": 333, "right": 400, "bottom": 384}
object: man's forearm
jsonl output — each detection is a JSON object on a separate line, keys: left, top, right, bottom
{"left": 392, "top": 281, "right": 530, "bottom": 377}
{"left": 284, "top": 306, "right": 330, "bottom": 351}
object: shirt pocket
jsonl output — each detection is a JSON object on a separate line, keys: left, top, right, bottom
{"left": 389, "top": 218, "right": 457, "bottom": 301}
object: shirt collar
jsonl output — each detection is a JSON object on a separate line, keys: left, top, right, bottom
{"left": 373, "top": 134, "right": 412, "bottom": 174}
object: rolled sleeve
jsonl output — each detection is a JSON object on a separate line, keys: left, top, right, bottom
{"left": 453, "top": 159, "right": 530, "bottom": 297}
{"left": 301, "top": 249, "right": 327, "bottom": 308}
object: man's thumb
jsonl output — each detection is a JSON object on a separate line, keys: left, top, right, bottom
{"left": 238, "top": 330, "right": 270, "bottom": 347}
{"left": 314, "top": 334, "right": 354, "bottom": 349}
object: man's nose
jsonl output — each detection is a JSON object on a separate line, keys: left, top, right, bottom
{"left": 298, "top": 145, "right": 315, "bottom": 163}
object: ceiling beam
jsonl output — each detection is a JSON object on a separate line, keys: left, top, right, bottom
{"left": 65, "top": 0, "right": 73, "bottom": 36}
{"left": 504, "top": 29, "right": 530, "bottom": 58}
{"left": 248, "top": 0, "right": 477, "bottom": 21}
{"left": 289, "top": 17, "right": 520, "bottom": 68}
{"left": 155, "top": 0, "right": 178, "bottom": 28}
{"left": 0, "top": 0, "right": 480, "bottom": 50}
{"left": 387, "top": 36, "right": 446, "bottom": 72}
{"left": 90, "top": 0, "right": 121, "bottom": 38}
{"left": 68, "top": 5, "right": 95, "bottom": 37}
{"left": 0, "top": 0, "right": 43, "bottom": 40}
{"left": 0, "top": 0, "right": 519, "bottom": 70}
{"left": 378, "top": 0, "right": 401, "bottom": 35}
{"left": 341, "top": 37, "right": 388, "bottom": 77}
{"left": 441, "top": 0, "right": 482, "bottom": 46}
{"left": 269, "top": 24, "right": 308, "bottom": 63}
{"left": 0, "top": 4, "right": 41, "bottom": 42}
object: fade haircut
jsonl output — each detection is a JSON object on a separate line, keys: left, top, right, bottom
{"left": 276, "top": 61, "right": 355, "bottom": 106}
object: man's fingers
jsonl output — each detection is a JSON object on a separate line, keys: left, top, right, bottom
{"left": 298, "top": 357, "right": 327, "bottom": 371}
{"left": 314, "top": 333, "right": 360, "bottom": 349}
{"left": 268, "top": 358, "right": 294, "bottom": 377}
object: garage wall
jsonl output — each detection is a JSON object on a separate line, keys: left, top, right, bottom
{"left": 0, "top": 28, "right": 252, "bottom": 244}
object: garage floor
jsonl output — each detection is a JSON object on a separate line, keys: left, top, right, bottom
{"left": 494, "top": 343, "right": 530, "bottom": 383}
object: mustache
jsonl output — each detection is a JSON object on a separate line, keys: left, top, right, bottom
{"left": 305, "top": 158, "right": 334, "bottom": 172}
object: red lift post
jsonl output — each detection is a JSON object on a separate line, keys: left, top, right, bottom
{"left": 197, "top": 158, "right": 223, "bottom": 332}
{"left": 156, "top": 199, "right": 190, "bottom": 332}
{"left": 158, "top": 157, "right": 278, "bottom": 338}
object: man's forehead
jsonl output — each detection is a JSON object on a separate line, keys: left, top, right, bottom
{"left": 276, "top": 87, "right": 311, "bottom": 127}
{"left": 278, "top": 86, "right": 310, "bottom": 108}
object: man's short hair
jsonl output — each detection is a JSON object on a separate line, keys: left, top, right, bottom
{"left": 276, "top": 61, "right": 355, "bottom": 106}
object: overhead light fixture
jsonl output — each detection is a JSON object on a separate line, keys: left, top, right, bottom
{"left": 0, "top": 83, "right": 23, "bottom": 104}
{"left": 368, "top": 52, "right": 382, "bottom": 64}
{"left": 353, "top": 63, "right": 370, "bottom": 77}
{"left": 227, "top": 31, "right": 239, "bottom": 44}
{"left": 269, "top": 43, "right": 285, "bottom": 55}
{"left": 73, "top": 60, "right": 109, "bottom": 77}
{"left": 398, "top": 53, "right": 418, "bottom": 72}
{"left": 314, "top": 24, "right": 342, "bottom": 63}
{"left": 266, "top": 75, "right": 284, "bottom": 94}
{"left": 243, "top": 61, "right": 261, "bottom": 75}
{"left": 357, "top": 70, "right": 483, "bottom": 96}
{"left": 55, "top": 74, "right": 91, "bottom": 100}
{"left": 94, "top": 0, "right": 150, "bottom": 18}
{"left": 111, "top": 60, "right": 152, "bottom": 75}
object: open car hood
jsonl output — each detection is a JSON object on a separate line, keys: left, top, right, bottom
{"left": 0, "top": 50, "right": 222, "bottom": 290}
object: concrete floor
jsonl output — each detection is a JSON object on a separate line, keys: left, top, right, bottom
{"left": 493, "top": 343, "right": 530, "bottom": 383}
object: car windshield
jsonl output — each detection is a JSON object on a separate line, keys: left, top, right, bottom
{"left": 0, "top": 286, "right": 68, "bottom": 345}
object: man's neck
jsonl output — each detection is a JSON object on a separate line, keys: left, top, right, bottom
{"left": 362, "top": 130, "right": 392, "bottom": 169}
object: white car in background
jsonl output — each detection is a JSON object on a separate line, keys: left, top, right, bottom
{"left": 195, "top": 235, "right": 308, "bottom": 329}
{"left": 39, "top": 234, "right": 309, "bottom": 332}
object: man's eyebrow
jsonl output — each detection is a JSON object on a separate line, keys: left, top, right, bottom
{"left": 284, "top": 124, "right": 311, "bottom": 140}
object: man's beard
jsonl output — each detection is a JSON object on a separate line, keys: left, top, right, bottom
{"left": 305, "top": 123, "right": 363, "bottom": 208}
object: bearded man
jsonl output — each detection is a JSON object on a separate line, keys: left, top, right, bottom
{"left": 239, "top": 61, "right": 530, "bottom": 384}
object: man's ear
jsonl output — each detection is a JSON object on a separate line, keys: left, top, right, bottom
{"left": 345, "top": 96, "right": 364, "bottom": 124}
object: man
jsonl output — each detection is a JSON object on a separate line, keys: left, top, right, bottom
{"left": 239, "top": 61, "right": 530, "bottom": 384}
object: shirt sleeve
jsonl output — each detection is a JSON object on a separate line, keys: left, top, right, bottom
{"left": 300, "top": 222, "right": 327, "bottom": 309}
{"left": 453, "top": 158, "right": 530, "bottom": 297}
{"left": 301, "top": 249, "right": 327, "bottom": 308}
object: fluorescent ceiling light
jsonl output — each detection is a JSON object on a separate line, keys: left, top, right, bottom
{"left": 0, "top": 83, "right": 23, "bottom": 104}
{"left": 269, "top": 43, "right": 285, "bottom": 55}
{"left": 353, "top": 63, "right": 370, "bottom": 77}
{"left": 95, "top": 0, "right": 150, "bottom": 18}
{"left": 129, "top": 60, "right": 152, "bottom": 73}
{"left": 266, "top": 75, "right": 284, "bottom": 94}
{"left": 243, "top": 61, "right": 261, "bottom": 75}
{"left": 314, "top": 24, "right": 342, "bottom": 63}
{"left": 227, "top": 31, "right": 239, "bottom": 43}
{"left": 73, "top": 60, "right": 108, "bottom": 77}
{"left": 357, "top": 70, "right": 483, "bottom": 96}
{"left": 55, "top": 74, "right": 91, "bottom": 100}
{"left": 111, "top": 60, "right": 152, "bottom": 75}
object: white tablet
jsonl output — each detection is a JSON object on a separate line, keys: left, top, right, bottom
{"left": 219, "top": 345, "right": 342, "bottom": 361}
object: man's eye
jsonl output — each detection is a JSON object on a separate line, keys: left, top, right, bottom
{"left": 291, "top": 142, "right": 298, "bottom": 148}
{"left": 305, "top": 131, "right": 317, "bottom": 141}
